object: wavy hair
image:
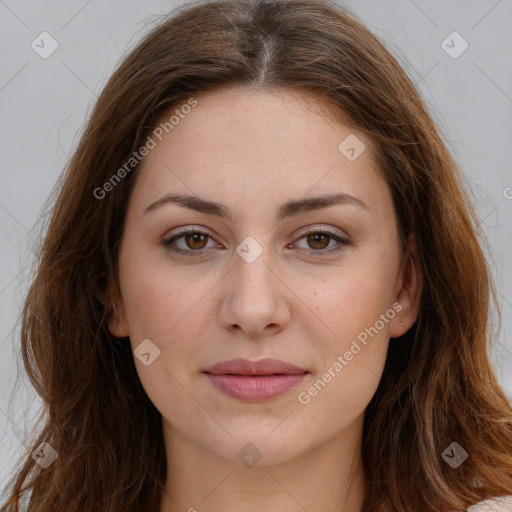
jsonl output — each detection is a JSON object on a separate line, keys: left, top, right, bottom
{"left": 2, "top": 0, "right": 512, "bottom": 510}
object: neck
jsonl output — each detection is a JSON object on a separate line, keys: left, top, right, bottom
{"left": 159, "top": 414, "right": 367, "bottom": 512}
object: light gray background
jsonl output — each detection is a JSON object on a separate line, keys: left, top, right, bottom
{"left": 1, "top": 0, "right": 511, "bottom": 495}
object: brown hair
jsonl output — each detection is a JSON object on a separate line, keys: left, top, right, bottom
{"left": 2, "top": 0, "right": 512, "bottom": 510}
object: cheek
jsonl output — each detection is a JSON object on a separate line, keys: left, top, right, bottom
{"left": 316, "top": 283, "right": 391, "bottom": 379}
{"left": 297, "top": 278, "right": 392, "bottom": 423}
{"left": 313, "top": 262, "right": 397, "bottom": 344}
{"left": 119, "top": 240, "right": 203, "bottom": 336}
{"left": 300, "top": 255, "right": 397, "bottom": 406}
{"left": 118, "top": 246, "right": 219, "bottom": 385}
{"left": 117, "top": 257, "right": 208, "bottom": 414}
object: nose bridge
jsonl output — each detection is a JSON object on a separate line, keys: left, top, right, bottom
{"left": 220, "top": 233, "right": 290, "bottom": 334}
{"left": 233, "top": 235, "right": 276, "bottom": 299}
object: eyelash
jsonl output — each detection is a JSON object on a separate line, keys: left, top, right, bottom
{"left": 161, "top": 227, "right": 351, "bottom": 257}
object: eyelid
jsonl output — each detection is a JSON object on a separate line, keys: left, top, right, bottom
{"left": 161, "top": 225, "right": 220, "bottom": 255}
{"left": 298, "top": 225, "right": 349, "bottom": 241}
{"left": 292, "top": 226, "right": 351, "bottom": 255}
{"left": 164, "top": 224, "right": 216, "bottom": 239}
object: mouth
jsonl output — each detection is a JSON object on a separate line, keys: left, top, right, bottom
{"left": 202, "top": 358, "right": 309, "bottom": 401}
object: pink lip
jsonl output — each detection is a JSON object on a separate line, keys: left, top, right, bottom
{"left": 203, "top": 358, "right": 309, "bottom": 402}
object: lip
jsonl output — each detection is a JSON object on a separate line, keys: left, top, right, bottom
{"left": 203, "top": 358, "right": 309, "bottom": 402}
{"left": 204, "top": 357, "right": 308, "bottom": 376}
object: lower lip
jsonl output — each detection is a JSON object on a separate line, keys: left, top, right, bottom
{"left": 205, "top": 373, "right": 308, "bottom": 401}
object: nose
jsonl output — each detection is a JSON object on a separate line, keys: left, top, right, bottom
{"left": 218, "top": 241, "right": 291, "bottom": 338}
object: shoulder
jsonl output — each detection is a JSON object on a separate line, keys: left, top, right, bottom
{"left": 468, "top": 496, "right": 512, "bottom": 512}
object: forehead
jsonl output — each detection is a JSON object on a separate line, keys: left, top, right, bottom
{"left": 149, "top": 85, "right": 374, "bottom": 162}
{"left": 130, "top": 85, "right": 391, "bottom": 221}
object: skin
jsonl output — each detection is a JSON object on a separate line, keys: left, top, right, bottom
{"left": 108, "top": 85, "right": 422, "bottom": 512}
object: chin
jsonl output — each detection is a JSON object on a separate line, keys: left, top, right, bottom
{"left": 207, "top": 431, "right": 311, "bottom": 468}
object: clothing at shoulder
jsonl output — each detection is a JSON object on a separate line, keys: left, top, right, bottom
{"left": 468, "top": 496, "right": 512, "bottom": 511}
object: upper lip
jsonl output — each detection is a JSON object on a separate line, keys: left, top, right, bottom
{"left": 203, "top": 358, "right": 308, "bottom": 376}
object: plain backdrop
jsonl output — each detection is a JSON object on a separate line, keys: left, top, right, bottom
{"left": 1, "top": 0, "right": 511, "bottom": 496}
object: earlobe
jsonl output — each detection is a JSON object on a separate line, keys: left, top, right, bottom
{"left": 105, "top": 278, "right": 130, "bottom": 338}
{"left": 389, "top": 233, "right": 423, "bottom": 338}
{"left": 108, "top": 302, "right": 130, "bottom": 338}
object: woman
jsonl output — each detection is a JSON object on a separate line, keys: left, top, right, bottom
{"left": 2, "top": 0, "right": 512, "bottom": 511}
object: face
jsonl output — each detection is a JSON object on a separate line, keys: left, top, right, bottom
{"left": 108, "top": 86, "right": 421, "bottom": 466}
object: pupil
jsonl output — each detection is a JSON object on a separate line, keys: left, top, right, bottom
{"left": 188, "top": 233, "right": 206, "bottom": 248}
{"left": 309, "top": 234, "right": 328, "bottom": 249}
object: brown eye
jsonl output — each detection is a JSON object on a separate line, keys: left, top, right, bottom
{"left": 162, "top": 229, "right": 217, "bottom": 255}
{"left": 294, "top": 228, "right": 351, "bottom": 255}
{"left": 306, "top": 233, "right": 331, "bottom": 250}
{"left": 184, "top": 232, "right": 209, "bottom": 250}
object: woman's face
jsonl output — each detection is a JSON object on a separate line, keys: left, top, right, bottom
{"left": 108, "top": 86, "right": 420, "bottom": 466}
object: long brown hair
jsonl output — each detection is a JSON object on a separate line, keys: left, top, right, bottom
{"left": 2, "top": 0, "right": 511, "bottom": 510}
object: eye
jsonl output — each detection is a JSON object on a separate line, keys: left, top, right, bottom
{"left": 162, "top": 228, "right": 218, "bottom": 256}
{"left": 292, "top": 227, "right": 351, "bottom": 255}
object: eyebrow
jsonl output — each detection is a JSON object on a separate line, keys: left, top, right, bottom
{"left": 144, "top": 192, "right": 369, "bottom": 220}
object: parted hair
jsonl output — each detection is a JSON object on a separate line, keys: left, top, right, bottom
{"left": 2, "top": 0, "right": 512, "bottom": 511}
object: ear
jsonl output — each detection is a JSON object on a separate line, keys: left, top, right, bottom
{"left": 105, "top": 277, "right": 130, "bottom": 338}
{"left": 388, "top": 233, "right": 423, "bottom": 338}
